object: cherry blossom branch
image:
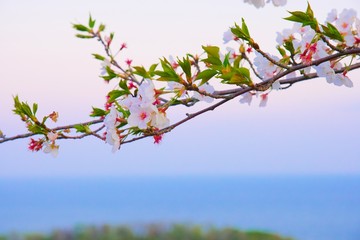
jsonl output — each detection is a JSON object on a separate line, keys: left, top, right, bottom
{"left": 255, "top": 48, "right": 290, "bottom": 70}
{"left": 2, "top": 47, "right": 359, "bottom": 147}
{"left": 242, "top": 52, "right": 263, "bottom": 80}
{"left": 93, "top": 32, "right": 140, "bottom": 85}
{"left": 0, "top": 119, "right": 103, "bottom": 144}
{"left": 122, "top": 60, "right": 360, "bottom": 145}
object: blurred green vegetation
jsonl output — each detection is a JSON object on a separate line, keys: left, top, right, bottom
{"left": 0, "top": 224, "right": 293, "bottom": 240}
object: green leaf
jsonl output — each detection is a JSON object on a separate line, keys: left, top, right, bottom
{"left": 92, "top": 54, "right": 105, "bottom": 61}
{"left": 306, "top": 2, "right": 314, "bottom": 19}
{"left": 283, "top": 40, "right": 295, "bottom": 55}
{"left": 154, "top": 58, "right": 180, "bottom": 82}
{"left": 321, "top": 22, "right": 344, "bottom": 42}
{"left": 133, "top": 66, "right": 150, "bottom": 78}
{"left": 149, "top": 63, "right": 158, "bottom": 76}
{"left": 231, "top": 67, "right": 252, "bottom": 85}
{"left": 233, "top": 56, "right": 242, "bottom": 69}
{"left": 74, "top": 124, "right": 91, "bottom": 133}
{"left": 241, "top": 18, "right": 250, "bottom": 39}
{"left": 98, "top": 24, "right": 106, "bottom": 32}
{"left": 21, "top": 102, "right": 33, "bottom": 118}
{"left": 101, "top": 66, "right": 117, "bottom": 81}
{"left": 202, "top": 46, "right": 220, "bottom": 59}
{"left": 90, "top": 107, "right": 106, "bottom": 117}
{"left": 28, "top": 124, "right": 46, "bottom": 134}
{"left": 223, "top": 53, "right": 231, "bottom": 67}
{"left": 284, "top": 4, "right": 318, "bottom": 31}
{"left": 220, "top": 67, "right": 252, "bottom": 86}
{"left": 73, "top": 24, "right": 90, "bottom": 32}
{"left": 119, "top": 80, "right": 130, "bottom": 92}
{"left": 178, "top": 57, "right": 192, "bottom": 80}
{"left": 196, "top": 69, "right": 218, "bottom": 85}
{"left": 230, "top": 22, "right": 251, "bottom": 42}
{"left": 75, "top": 34, "right": 94, "bottom": 39}
{"left": 32, "top": 103, "right": 38, "bottom": 115}
{"left": 203, "top": 56, "right": 222, "bottom": 66}
{"left": 277, "top": 46, "right": 287, "bottom": 57}
{"left": 88, "top": 14, "right": 96, "bottom": 28}
{"left": 108, "top": 90, "right": 128, "bottom": 102}
{"left": 202, "top": 46, "right": 222, "bottom": 66}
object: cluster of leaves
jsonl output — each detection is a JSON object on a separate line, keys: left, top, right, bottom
{"left": 284, "top": 3, "right": 344, "bottom": 42}
{"left": 0, "top": 224, "right": 293, "bottom": 240}
{"left": 13, "top": 95, "right": 48, "bottom": 135}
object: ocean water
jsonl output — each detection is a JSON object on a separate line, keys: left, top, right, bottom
{"left": 0, "top": 175, "right": 359, "bottom": 240}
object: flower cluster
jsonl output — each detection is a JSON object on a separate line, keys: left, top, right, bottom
{"left": 28, "top": 131, "right": 59, "bottom": 157}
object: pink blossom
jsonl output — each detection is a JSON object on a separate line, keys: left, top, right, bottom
{"left": 120, "top": 42, "right": 127, "bottom": 50}
{"left": 259, "top": 93, "right": 269, "bottom": 107}
{"left": 28, "top": 138, "right": 43, "bottom": 152}
{"left": 153, "top": 134, "right": 163, "bottom": 144}
{"left": 125, "top": 59, "right": 132, "bottom": 66}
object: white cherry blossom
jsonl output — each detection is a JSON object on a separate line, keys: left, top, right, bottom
{"left": 239, "top": 92, "right": 253, "bottom": 105}
{"left": 313, "top": 62, "right": 353, "bottom": 88}
{"left": 104, "top": 105, "right": 122, "bottom": 152}
{"left": 43, "top": 142, "right": 59, "bottom": 157}
{"left": 223, "top": 29, "right": 236, "bottom": 44}
{"left": 151, "top": 111, "right": 170, "bottom": 129}
{"left": 127, "top": 105, "right": 155, "bottom": 129}
{"left": 244, "top": 0, "right": 286, "bottom": 8}
{"left": 254, "top": 52, "right": 280, "bottom": 79}
{"left": 192, "top": 83, "right": 215, "bottom": 103}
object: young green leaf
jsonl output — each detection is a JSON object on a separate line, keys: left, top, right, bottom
{"left": 98, "top": 24, "right": 106, "bottom": 32}
{"left": 154, "top": 58, "right": 180, "bottom": 82}
{"left": 178, "top": 57, "right": 192, "bottom": 80}
{"left": 90, "top": 107, "right": 106, "bottom": 117}
{"left": 88, "top": 14, "right": 96, "bottom": 28}
{"left": 108, "top": 90, "right": 128, "bottom": 102}
{"left": 196, "top": 69, "right": 218, "bottom": 85}
{"left": 73, "top": 24, "right": 90, "bottom": 32}
{"left": 119, "top": 80, "right": 130, "bottom": 92}
{"left": 321, "top": 22, "right": 344, "bottom": 42}
{"left": 202, "top": 46, "right": 222, "bottom": 66}
{"left": 74, "top": 124, "right": 91, "bottom": 133}
{"left": 28, "top": 124, "right": 46, "bottom": 135}
{"left": 306, "top": 2, "right": 314, "bottom": 19}
{"left": 32, "top": 103, "right": 38, "bottom": 115}
{"left": 102, "top": 66, "right": 117, "bottom": 81}
{"left": 230, "top": 22, "right": 251, "bottom": 42}
{"left": 133, "top": 66, "right": 150, "bottom": 78}
{"left": 92, "top": 54, "right": 106, "bottom": 61}
{"left": 202, "top": 46, "right": 220, "bottom": 59}
{"left": 75, "top": 34, "right": 94, "bottom": 39}
{"left": 241, "top": 18, "right": 250, "bottom": 39}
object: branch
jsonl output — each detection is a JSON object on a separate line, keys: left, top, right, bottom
{"left": 0, "top": 119, "right": 103, "bottom": 144}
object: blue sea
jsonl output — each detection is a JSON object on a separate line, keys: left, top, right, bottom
{"left": 0, "top": 175, "right": 359, "bottom": 240}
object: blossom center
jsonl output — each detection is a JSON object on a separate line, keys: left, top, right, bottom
{"left": 140, "top": 112, "right": 148, "bottom": 120}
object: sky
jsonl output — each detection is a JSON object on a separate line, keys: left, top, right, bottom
{"left": 0, "top": 0, "right": 359, "bottom": 178}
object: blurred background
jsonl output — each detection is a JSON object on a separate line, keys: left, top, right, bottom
{"left": 0, "top": 0, "right": 359, "bottom": 239}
